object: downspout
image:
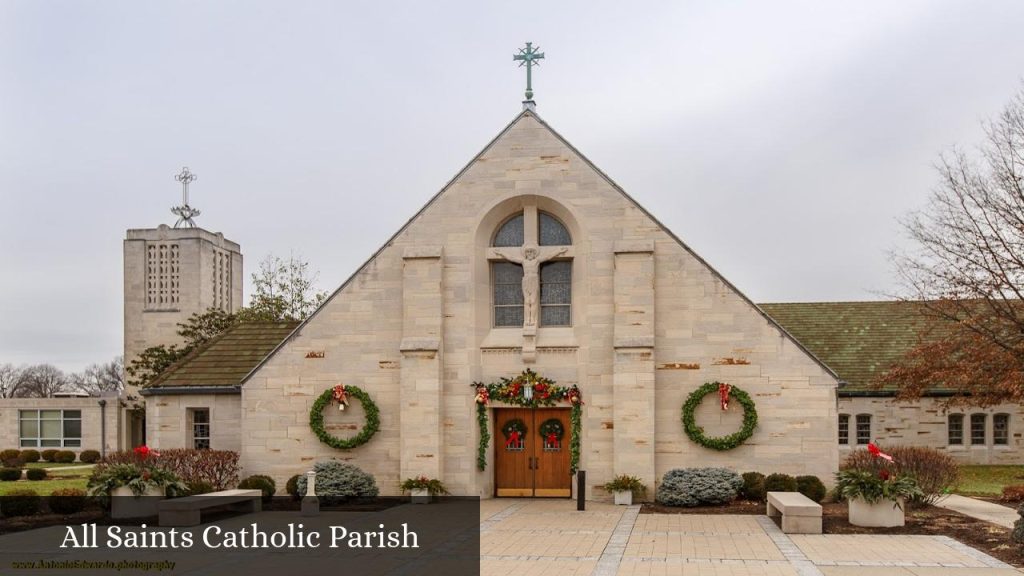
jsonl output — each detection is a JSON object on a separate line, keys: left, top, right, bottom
{"left": 98, "top": 399, "right": 107, "bottom": 459}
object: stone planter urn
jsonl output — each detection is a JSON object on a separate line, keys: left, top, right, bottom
{"left": 613, "top": 491, "right": 633, "bottom": 506}
{"left": 410, "top": 488, "right": 431, "bottom": 504}
{"left": 111, "top": 486, "right": 165, "bottom": 519}
{"left": 848, "top": 497, "right": 905, "bottom": 527}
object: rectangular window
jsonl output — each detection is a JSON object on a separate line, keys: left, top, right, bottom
{"left": 190, "top": 408, "right": 211, "bottom": 450}
{"left": 492, "top": 262, "right": 524, "bottom": 327}
{"left": 994, "top": 414, "right": 1009, "bottom": 446}
{"left": 855, "top": 414, "right": 871, "bottom": 445}
{"left": 18, "top": 410, "right": 82, "bottom": 448}
{"left": 971, "top": 413, "right": 987, "bottom": 445}
{"left": 838, "top": 414, "right": 849, "bottom": 445}
{"left": 948, "top": 414, "right": 964, "bottom": 445}
{"left": 540, "top": 260, "right": 571, "bottom": 326}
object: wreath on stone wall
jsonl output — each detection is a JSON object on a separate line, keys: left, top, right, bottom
{"left": 472, "top": 369, "right": 583, "bottom": 473}
{"left": 309, "top": 384, "right": 380, "bottom": 450}
{"left": 681, "top": 381, "right": 757, "bottom": 451}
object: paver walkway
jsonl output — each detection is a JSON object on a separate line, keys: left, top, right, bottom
{"left": 480, "top": 499, "right": 1022, "bottom": 576}
{"left": 936, "top": 494, "right": 1019, "bottom": 529}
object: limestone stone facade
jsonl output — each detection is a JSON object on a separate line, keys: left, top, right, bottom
{"left": 123, "top": 225, "right": 243, "bottom": 392}
{"left": 232, "top": 109, "right": 841, "bottom": 498}
{"left": 144, "top": 394, "right": 241, "bottom": 451}
{"left": 838, "top": 397, "right": 1024, "bottom": 465}
{"left": 0, "top": 397, "right": 120, "bottom": 455}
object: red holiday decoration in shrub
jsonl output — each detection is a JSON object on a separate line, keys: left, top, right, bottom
{"left": 133, "top": 445, "right": 160, "bottom": 458}
{"left": 867, "top": 442, "right": 894, "bottom": 462}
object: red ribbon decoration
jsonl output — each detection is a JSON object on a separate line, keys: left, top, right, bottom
{"left": 505, "top": 430, "right": 521, "bottom": 448}
{"left": 546, "top": 432, "right": 559, "bottom": 446}
{"left": 867, "top": 442, "right": 894, "bottom": 462}
{"left": 718, "top": 383, "right": 732, "bottom": 411}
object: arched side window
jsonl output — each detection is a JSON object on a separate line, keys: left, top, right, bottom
{"left": 994, "top": 413, "right": 1010, "bottom": 446}
{"left": 838, "top": 414, "right": 850, "bottom": 445}
{"left": 948, "top": 413, "right": 964, "bottom": 446}
{"left": 490, "top": 210, "right": 573, "bottom": 328}
{"left": 855, "top": 414, "right": 871, "bottom": 445}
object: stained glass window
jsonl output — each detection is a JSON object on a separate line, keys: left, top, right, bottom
{"left": 539, "top": 212, "right": 571, "bottom": 246}
{"left": 493, "top": 213, "right": 524, "bottom": 247}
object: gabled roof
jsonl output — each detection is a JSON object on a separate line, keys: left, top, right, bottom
{"left": 760, "top": 301, "right": 945, "bottom": 395}
{"left": 140, "top": 321, "right": 299, "bottom": 395}
{"left": 241, "top": 107, "right": 840, "bottom": 384}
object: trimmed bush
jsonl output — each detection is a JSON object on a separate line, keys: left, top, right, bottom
{"left": 764, "top": 473, "right": 797, "bottom": 493}
{"left": 26, "top": 468, "right": 47, "bottom": 481}
{"left": 796, "top": 475, "right": 827, "bottom": 503}
{"left": 741, "top": 472, "right": 766, "bottom": 501}
{"left": 2, "top": 456, "right": 24, "bottom": 469}
{"left": 187, "top": 481, "right": 215, "bottom": 495}
{"left": 2, "top": 489, "right": 41, "bottom": 516}
{"left": 841, "top": 445, "right": 959, "bottom": 504}
{"left": 49, "top": 488, "right": 88, "bottom": 515}
{"left": 286, "top": 474, "right": 302, "bottom": 501}
{"left": 55, "top": 450, "right": 76, "bottom": 464}
{"left": 656, "top": 468, "right": 743, "bottom": 507}
{"left": 239, "top": 474, "right": 276, "bottom": 502}
{"left": 79, "top": 450, "right": 101, "bottom": 464}
{"left": 0, "top": 468, "right": 22, "bottom": 481}
{"left": 0, "top": 449, "right": 20, "bottom": 462}
{"left": 295, "top": 461, "right": 379, "bottom": 503}
{"left": 101, "top": 449, "right": 240, "bottom": 490}
{"left": 19, "top": 450, "right": 40, "bottom": 463}
{"left": 41, "top": 449, "right": 58, "bottom": 462}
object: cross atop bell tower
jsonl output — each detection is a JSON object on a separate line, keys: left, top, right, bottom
{"left": 171, "top": 166, "right": 201, "bottom": 228}
{"left": 513, "top": 42, "right": 545, "bottom": 107}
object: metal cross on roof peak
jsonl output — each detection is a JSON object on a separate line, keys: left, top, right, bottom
{"left": 171, "top": 166, "right": 201, "bottom": 228}
{"left": 513, "top": 42, "right": 545, "bottom": 102}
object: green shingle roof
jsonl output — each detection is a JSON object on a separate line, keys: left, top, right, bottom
{"left": 142, "top": 321, "right": 299, "bottom": 392}
{"left": 759, "top": 301, "right": 938, "bottom": 395}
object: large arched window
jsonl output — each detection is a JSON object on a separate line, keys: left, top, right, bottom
{"left": 491, "top": 210, "right": 573, "bottom": 327}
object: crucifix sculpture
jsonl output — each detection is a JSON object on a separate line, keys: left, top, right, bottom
{"left": 493, "top": 243, "right": 568, "bottom": 327}
{"left": 171, "top": 166, "right": 201, "bottom": 228}
{"left": 513, "top": 42, "right": 545, "bottom": 101}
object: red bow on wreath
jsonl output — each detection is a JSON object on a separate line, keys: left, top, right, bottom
{"left": 505, "top": 430, "right": 521, "bottom": 448}
{"left": 332, "top": 384, "right": 350, "bottom": 411}
{"left": 546, "top": 432, "right": 559, "bottom": 446}
{"left": 718, "top": 383, "right": 732, "bottom": 411}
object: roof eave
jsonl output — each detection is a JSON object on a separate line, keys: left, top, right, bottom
{"left": 140, "top": 385, "right": 241, "bottom": 396}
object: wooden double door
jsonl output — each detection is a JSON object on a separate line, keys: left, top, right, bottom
{"left": 494, "top": 408, "right": 571, "bottom": 497}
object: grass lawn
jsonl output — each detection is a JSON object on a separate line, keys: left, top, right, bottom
{"left": 24, "top": 462, "right": 90, "bottom": 469}
{"left": 0, "top": 477, "right": 88, "bottom": 496}
{"left": 955, "top": 465, "right": 1024, "bottom": 496}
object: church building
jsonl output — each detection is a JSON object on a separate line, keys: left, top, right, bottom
{"left": 140, "top": 103, "right": 844, "bottom": 498}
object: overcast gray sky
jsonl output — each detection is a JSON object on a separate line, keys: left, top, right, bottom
{"left": 3, "top": 1, "right": 1024, "bottom": 372}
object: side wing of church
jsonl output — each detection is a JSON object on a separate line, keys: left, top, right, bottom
{"left": 187, "top": 109, "right": 841, "bottom": 498}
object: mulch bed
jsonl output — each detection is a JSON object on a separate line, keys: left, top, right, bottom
{"left": 642, "top": 499, "right": 1024, "bottom": 568}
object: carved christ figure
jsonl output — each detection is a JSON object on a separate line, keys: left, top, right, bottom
{"left": 494, "top": 244, "right": 568, "bottom": 327}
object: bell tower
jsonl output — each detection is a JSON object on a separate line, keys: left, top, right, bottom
{"left": 123, "top": 167, "right": 243, "bottom": 388}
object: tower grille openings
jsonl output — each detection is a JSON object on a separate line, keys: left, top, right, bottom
{"left": 146, "top": 243, "right": 180, "bottom": 309}
{"left": 212, "top": 249, "right": 232, "bottom": 310}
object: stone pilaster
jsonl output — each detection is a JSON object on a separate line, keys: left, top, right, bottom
{"left": 612, "top": 241, "right": 656, "bottom": 491}
{"left": 399, "top": 246, "right": 444, "bottom": 481}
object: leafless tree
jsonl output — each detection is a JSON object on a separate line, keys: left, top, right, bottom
{"left": 18, "top": 364, "right": 68, "bottom": 398}
{"left": 0, "top": 364, "right": 29, "bottom": 398}
{"left": 70, "top": 356, "right": 124, "bottom": 396}
{"left": 885, "top": 85, "right": 1024, "bottom": 406}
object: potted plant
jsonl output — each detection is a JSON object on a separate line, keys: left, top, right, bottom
{"left": 87, "top": 446, "right": 187, "bottom": 518}
{"left": 835, "top": 444, "right": 923, "bottom": 527}
{"left": 603, "top": 474, "right": 647, "bottom": 505}
{"left": 399, "top": 476, "right": 449, "bottom": 504}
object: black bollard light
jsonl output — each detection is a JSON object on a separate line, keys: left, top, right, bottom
{"left": 576, "top": 470, "right": 586, "bottom": 511}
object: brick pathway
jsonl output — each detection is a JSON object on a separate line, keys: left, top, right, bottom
{"left": 479, "top": 500, "right": 1023, "bottom": 576}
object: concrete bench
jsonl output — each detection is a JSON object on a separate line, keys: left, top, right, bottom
{"left": 766, "top": 491, "right": 822, "bottom": 534}
{"left": 158, "top": 489, "right": 262, "bottom": 527}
